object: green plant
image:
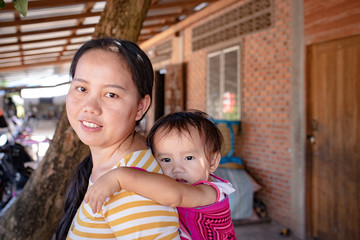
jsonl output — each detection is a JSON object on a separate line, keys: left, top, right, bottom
{"left": 0, "top": 0, "right": 28, "bottom": 17}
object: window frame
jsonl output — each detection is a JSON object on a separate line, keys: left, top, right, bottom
{"left": 206, "top": 45, "right": 241, "bottom": 120}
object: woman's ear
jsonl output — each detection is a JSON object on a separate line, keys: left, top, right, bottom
{"left": 209, "top": 152, "right": 221, "bottom": 173}
{"left": 135, "top": 94, "right": 151, "bottom": 121}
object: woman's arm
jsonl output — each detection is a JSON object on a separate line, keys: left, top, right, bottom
{"left": 84, "top": 167, "right": 217, "bottom": 213}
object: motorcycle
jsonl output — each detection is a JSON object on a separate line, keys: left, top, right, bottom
{"left": 0, "top": 115, "right": 35, "bottom": 214}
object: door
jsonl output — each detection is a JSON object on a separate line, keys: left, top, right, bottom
{"left": 154, "top": 71, "right": 165, "bottom": 122}
{"left": 307, "top": 35, "right": 360, "bottom": 239}
{"left": 164, "top": 63, "right": 186, "bottom": 114}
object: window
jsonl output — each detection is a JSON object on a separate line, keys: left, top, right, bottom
{"left": 207, "top": 46, "right": 240, "bottom": 120}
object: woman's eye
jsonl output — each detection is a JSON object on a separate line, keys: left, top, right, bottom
{"left": 185, "top": 156, "right": 194, "bottom": 160}
{"left": 105, "top": 92, "right": 118, "bottom": 98}
{"left": 161, "top": 158, "right": 171, "bottom": 163}
{"left": 76, "top": 86, "right": 86, "bottom": 92}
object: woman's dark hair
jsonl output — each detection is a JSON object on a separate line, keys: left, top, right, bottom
{"left": 55, "top": 155, "right": 92, "bottom": 240}
{"left": 55, "top": 38, "right": 154, "bottom": 240}
{"left": 146, "top": 110, "right": 223, "bottom": 161}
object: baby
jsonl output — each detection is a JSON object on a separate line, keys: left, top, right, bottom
{"left": 85, "top": 110, "right": 237, "bottom": 239}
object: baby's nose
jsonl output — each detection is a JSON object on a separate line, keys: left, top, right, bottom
{"left": 172, "top": 162, "right": 184, "bottom": 173}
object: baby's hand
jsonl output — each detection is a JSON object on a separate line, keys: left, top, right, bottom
{"left": 84, "top": 169, "right": 121, "bottom": 214}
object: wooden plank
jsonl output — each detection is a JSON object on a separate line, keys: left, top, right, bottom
{"left": 0, "top": 24, "right": 97, "bottom": 39}
{"left": 2, "top": 0, "right": 104, "bottom": 10}
{"left": 308, "top": 34, "right": 360, "bottom": 239}
{"left": 0, "top": 11, "right": 101, "bottom": 28}
{"left": 164, "top": 63, "right": 186, "bottom": 114}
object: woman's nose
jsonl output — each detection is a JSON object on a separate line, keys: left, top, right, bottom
{"left": 82, "top": 96, "right": 101, "bottom": 115}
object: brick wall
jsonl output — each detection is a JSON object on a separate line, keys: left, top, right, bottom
{"left": 305, "top": 0, "right": 360, "bottom": 44}
{"left": 240, "top": 0, "right": 293, "bottom": 224}
{"left": 181, "top": 0, "right": 293, "bottom": 225}
{"left": 184, "top": 27, "right": 207, "bottom": 111}
{"left": 143, "top": 0, "right": 294, "bottom": 226}
{"left": 141, "top": 0, "right": 360, "bottom": 232}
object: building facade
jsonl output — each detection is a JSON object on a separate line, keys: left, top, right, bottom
{"left": 140, "top": 0, "right": 360, "bottom": 239}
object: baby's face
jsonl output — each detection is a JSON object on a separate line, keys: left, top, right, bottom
{"left": 152, "top": 128, "right": 214, "bottom": 184}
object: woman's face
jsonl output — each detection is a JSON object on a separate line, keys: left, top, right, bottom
{"left": 66, "top": 49, "right": 147, "bottom": 149}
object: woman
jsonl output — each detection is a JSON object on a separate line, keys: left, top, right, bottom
{"left": 55, "top": 38, "right": 179, "bottom": 240}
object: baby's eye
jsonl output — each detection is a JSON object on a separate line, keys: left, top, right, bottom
{"left": 185, "top": 156, "right": 194, "bottom": 160}
{"left": 105, "top": 92, "right": 118, "bottom": 98}
{"left": 161, "top": 158, "right": 171, "bottom": 163}
{"left": 76, "top": 86, "right": 86, "bottom": 92}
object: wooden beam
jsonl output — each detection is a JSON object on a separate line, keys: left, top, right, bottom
{"left": 0, "top": 51, "right": 73, "bottom": 61}
{"left": 149, "top": 0, "right": 217, "bottom": 10}
{"left": 0, "top": 24, "right": 96, "bottom": 39}
{"left": 0, "top": 11, "right": 101, "bottom": 28}
{"left": 0, "top": 33, "right": 91, "bottom": 48}
{"left": 2, "top": 0, "right": 105, "bottom": 10}
{"left": 0, "top": 81, "right": 70, "bottom": 92}
{"left": 0, "top": 59, "right": 72, "bottom": 73}
{"left": 0, "top": 43, "right": 81, "bottom": 55}
{"left": 145, "top": 12, "right": 181, "bottom": 21}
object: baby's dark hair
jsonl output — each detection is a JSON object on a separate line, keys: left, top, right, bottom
{"left": 146, "top": 110, "right": 223, "bottom": 161}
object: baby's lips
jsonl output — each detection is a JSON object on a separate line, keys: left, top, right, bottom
{"left": 176, "top": 179, "right": 187, "bottom": 183}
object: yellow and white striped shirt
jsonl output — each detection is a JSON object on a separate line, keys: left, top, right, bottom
{"left": 67, "top": 149, "right": 180, "bottom": 240}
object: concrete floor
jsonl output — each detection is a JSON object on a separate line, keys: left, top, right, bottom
{"left": 234, "top": 221, "right": 300, "bottom": 240}
{"left": 29, "top": 118, "right": 58, "bottom": 160}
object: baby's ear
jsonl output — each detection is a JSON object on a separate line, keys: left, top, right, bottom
{"left": 209, "top": 153, "right": 221, "bottom": 173}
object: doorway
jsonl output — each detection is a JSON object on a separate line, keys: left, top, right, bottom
{"left": 154, "top": 70, "right": 165, "bottom": 122}
{"left": 306, "top": 34, "right": 360, "bottom": 239}
{"left": 154, "top": 63, "right": 186, "bottom": 122}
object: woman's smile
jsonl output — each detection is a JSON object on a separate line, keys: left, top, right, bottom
{"left": 81, "top": 120, "right": 102, "bottom": 130}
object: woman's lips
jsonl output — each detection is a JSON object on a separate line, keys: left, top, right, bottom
{"left": 80, "top": 120, "right": 102, "bottom": 131}
{"left": 82, "top": 120, "right": 101, "bottom": 128}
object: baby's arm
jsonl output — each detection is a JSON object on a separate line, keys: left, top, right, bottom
{"left": 84, "top": 167, "right": 217, "bottom": 213}
{"left": 84, "top": 169, "right": 121, "bottom": 213}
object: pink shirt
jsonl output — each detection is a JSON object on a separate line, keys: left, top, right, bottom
{"left": 177, "top": 174, "right": 236, "bottom": 240}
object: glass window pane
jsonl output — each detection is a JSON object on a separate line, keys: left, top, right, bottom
{"left": 207, "top": 46, "right": 240, "bottom": 120}
{"left": 223, "top": 50, "right": 239, "bottom": 120}
{"left": 208, "top": 55, "right": 221, "bottom": 118}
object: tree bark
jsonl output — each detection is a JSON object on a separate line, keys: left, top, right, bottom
{"left": 0, "top": 0, "right": 152, "bottom": 239}
{"left": 94, "top": 0, "right": 151, "bottom": 42}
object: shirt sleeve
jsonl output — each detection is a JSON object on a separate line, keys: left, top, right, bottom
{"left": 212, "top": 180, "right": 236, "bottom": 201}
{"left": 194, "top": 177, "right": 236, "bottom": 202}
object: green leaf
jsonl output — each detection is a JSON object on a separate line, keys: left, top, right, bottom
{"left": 0, "top": 0, "right": 5, "bottom": 9}
{"left": 13, "top": 0, "right": 28, "bottom": 17}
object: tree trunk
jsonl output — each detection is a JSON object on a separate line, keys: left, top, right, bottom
{"left": 94, "top": 0, "right": 151, "bottom": 42}
{"left": 0, "top": 0, "right": 152, "bottom": 239}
